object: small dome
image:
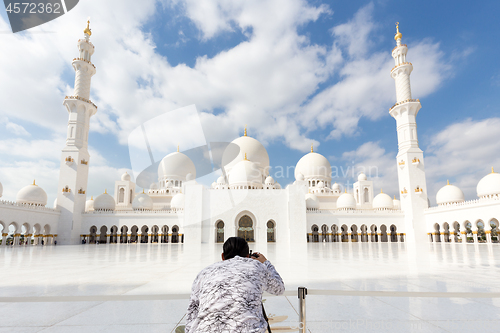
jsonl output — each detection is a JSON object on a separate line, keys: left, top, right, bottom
{"left": 85, "top": 197, "right": 94, "bottom": 211}
{"left": 265, "top": 176, "right": 275, "bottom": 185}
{"left": 332, "top": 183, "right": 341, "bottom": 192}
{"left": 228, "top": 159, "right": 263, "bottom": 187}
{"left": 275, "top": 183, "right": 281, "bottom": 189}
{"left": 295, "top": 152, "right": 332, "bottom": 182}
{"left": 94, "top": 191, "right": 115, "bottom": 211}
{"left": 171, "top": 192, "right": 185, "bottom": 210}
{"left": 16, "top": 181, "right": 47, "bottom": 206}
{"left": 217, "top": 175, "right": 226, "bottom": 185}
{"left": 358, "top": 173, "right": 367, "bottom": 181}
{"left": 337, "top": 192, "right": 356, "bottom": 210}
{"left": 150, "top": 183, "right": 158, "bottom": 190}
{"left": 0, "top": 181, "right": 3, "bottom": 197}
{"left": 211, "top": 182, "right": 217, "bottom": 188}
{"left": 158, "top": 152, "right": 196, "bottom": 181}
{"left": 132, "top": 192, "right": 153, "bottom": 210}
{"left": 296, "top": 172, "right": 305, "bottom": 181}
{"left": 373, "top": 191, "right": 394, "bottom": 210}
{"left": 186, "top": 173, "right": 195, "bottom": 181}
{"left": 121, "top": 172, "right": 131, "bottom": 181}
{"left": 436, "top": 182, "right": 465, "bottom": 205}
{"left": 316, "top": 181, "right": 325, "bottom": 188}
{"left": 305, "top": 193, "right": 319, "bottom": 209}
{"left": 477, "top": 169, "right": 500, "bottom": 198}
{"left": 393, "top": 197, "right": 401, "bottom": 210}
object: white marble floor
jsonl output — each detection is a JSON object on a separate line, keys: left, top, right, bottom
{"left": 1, "top": 242, "right": 500, "bottom": 332}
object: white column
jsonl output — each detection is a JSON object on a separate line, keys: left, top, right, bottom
{"left": 485, "top": 229, "right": 492, "bottom": 243}
{"left": 1, "top": 233, "right": 7, "bottom": 246}
{"left": 450, "top": 232, "right": 457, "bottom": 243}
{"left": 472, "top": 229, "right": 479, "bottom": 243}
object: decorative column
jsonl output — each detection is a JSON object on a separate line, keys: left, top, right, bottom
{"left": 450, "top": 232, "right": 456, "bottom": 243}
{"left": 460, "top": 231, "right": 467, "bottom": 244}
{"left": 485, "top": 228, "right": 492, "bottom": 243}
{"left": 472, "top": 229, "right": 478, "bottom": 243}
{"left": 1, "top": 233, "right": 7, "bottom": 246}
{"left": 389, "top": 23, "right": 428, "bottom": 243}
{"left": 428, "top": 233, "right": 432, "bottom": 242}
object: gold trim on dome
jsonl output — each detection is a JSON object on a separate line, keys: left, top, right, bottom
{"left": 84, "top": 20, "right": 92, "bottom": 36}
{"left": 394, "top": 22, "right": 402, "bottom": 41}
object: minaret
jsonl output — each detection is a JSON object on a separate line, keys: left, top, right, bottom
{"left": 56, "top": 21, "right": 98, "bottom": 245}
{"left": 389, "top": 23, "right": 428, "bottom": 243}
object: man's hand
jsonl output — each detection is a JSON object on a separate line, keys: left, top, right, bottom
{"left": 251, "top": 252, "right": 267, "bottom": 263}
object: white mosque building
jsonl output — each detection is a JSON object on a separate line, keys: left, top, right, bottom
{"left": 1, "top": 23, "right": 499, "bottom": 247}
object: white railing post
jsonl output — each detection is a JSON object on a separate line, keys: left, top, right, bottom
{"left": 298, "top": 287, "right": 307, "bottom": 333}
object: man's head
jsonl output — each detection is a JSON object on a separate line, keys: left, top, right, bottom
{"left": 222, "top": 237, "right": 250, "bottom": 260}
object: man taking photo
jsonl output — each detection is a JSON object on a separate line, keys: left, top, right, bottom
{"left": 185, "top": 237, "right": 285, "bottom": 332}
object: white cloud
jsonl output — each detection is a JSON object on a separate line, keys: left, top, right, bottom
{"left": 425, "top": 117, "right": 500, "bottom": 202}
{"left": 340, "top": 118, "right": 500, "bottom": 206}
{"left": 341, "top": 141, "right": 399, "bottom": 196}
{"left": 0, "top": 117, "right": 30, "bottom": 136}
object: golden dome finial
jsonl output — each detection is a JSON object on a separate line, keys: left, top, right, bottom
{"left": 311, "top": 143, "right": 314, "bottom": 153}
{"left": 381, "top": 188, "right": 383, "bottom": 193}
{"left": 142, "top": 189, "right": 145, "bottom": 194}
{"left": 244, "top": 125, "right": 247, "bottom": 137}
{"left": 244, "top": 153, "right": 248, "bottom": 161}
{"left": 394, "top": 195, "right": 396, "bottom": 200}
{"left": 177, "top": 145, "right": 180, "bottom": 152}
{"left": 33, "top": 179, "right": 36, "bottom": 186}
{"left": 104, "top": 189, "right": 107, "bottom": 194}
{"left": 91, "top": 196, "right": 93, "bottom": 200}
{"left": 394, "top": 22, "right": 402, "bottom": 41}
{"left": 447, "top": 179, "right": 450, "bottom": 185}
{"left": 344, "top": 188, "right": 347, "bottom": 193}
{"left": 492, "top": 167, "right": 495, "bottom": 174}
{"left": 84, "top": 20, "right": 92, "bottom": 37}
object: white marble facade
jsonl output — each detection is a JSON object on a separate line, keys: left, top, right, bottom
{"left": 1, "top": 23, "right": 500, "bottom": 247}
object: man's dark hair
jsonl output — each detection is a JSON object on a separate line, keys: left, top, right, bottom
{"left": 223, "top": 237, "right": 250, "bottom": 260}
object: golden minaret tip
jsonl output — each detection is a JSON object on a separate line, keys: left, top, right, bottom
{"left": 84, "top": 20, "right": 92, "bottom": 36}
{"left": 244, "top": 125, "right": 247, "bottom": 137}
{"left": 492, "top": 167, "right": 495, "bottom": 173}
{"left": 394, "top": 22, "right": 402, "bottom": 41}
{"left": 447, "top": 179, "right": 450, "bottom": 185}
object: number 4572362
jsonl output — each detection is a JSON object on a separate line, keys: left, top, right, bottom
{"left": 6, "top": 2, "right": 62, "bottom": 14}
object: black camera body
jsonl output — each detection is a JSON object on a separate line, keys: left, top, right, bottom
{"left": 250, "top": 250, "right": 259, "bottom": 258}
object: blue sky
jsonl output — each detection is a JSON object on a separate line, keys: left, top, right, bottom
{"left": 1, "top": 0, "right": 500, "bottom": 206}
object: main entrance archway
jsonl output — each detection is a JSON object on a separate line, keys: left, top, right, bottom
{"left": 238, "top": 215, "right": 254, "bottom": 242}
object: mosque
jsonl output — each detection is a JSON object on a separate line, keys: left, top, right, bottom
{"left": 1, "top": 23, "right": 499, "bottom": 247}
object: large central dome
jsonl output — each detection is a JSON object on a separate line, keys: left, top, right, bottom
{"left": 222, "top": 134, "right": 270, "bottom": 175}
{"left": 158, "top": 151, "right": 196, "bottom": 181}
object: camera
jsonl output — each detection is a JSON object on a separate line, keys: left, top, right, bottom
{"left": 250, "top": 250, "right": 259, "bottom": 258}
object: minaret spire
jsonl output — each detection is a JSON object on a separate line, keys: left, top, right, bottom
{"left": 389, "top": 23, "right": 428, "bottom": 244}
